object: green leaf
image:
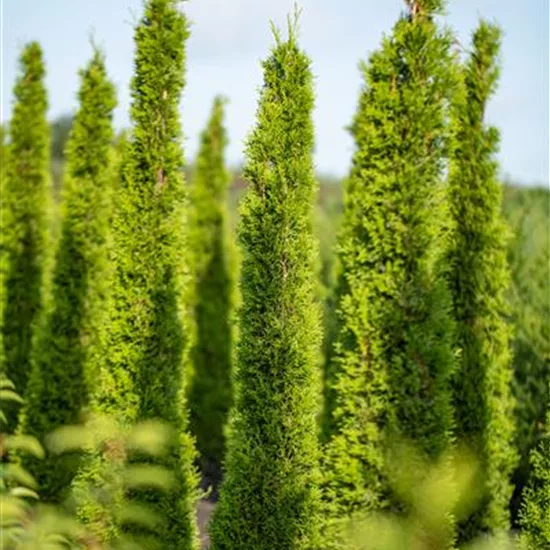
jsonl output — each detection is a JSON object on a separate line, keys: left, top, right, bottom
{"left": 127, "top": 421, "right": 172, "bottom": 456}
{"left": 46, "top": 425, "right": 92, "bottom": 454}
{"left": 122, "top": 466, "right": 174, "bottom": 491}
{"left": 3, "top": 464, "right": 38, "bottom": 489}
{"left": 10, "top": 486, "right": 40, "bottom": 500}
{"left": 0, "top": 390, "right": 24, "bottom": 405}
{"left": 117, "top": 503, "right": 163, "bottom": 529}
{"left": 5, "top": 435, "right": 44, "bottom": 458}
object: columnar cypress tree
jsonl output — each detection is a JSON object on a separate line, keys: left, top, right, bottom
{"left": 188, "top": 96, "right": 234, "bottom": 491}
{"left": 74, "top": 1, "right": 197, "bottom": 548}
{"left": 18, "top": 49, "right": 117, "bottom": 503}
{"left": 324, "top": 0, "right": 457, "bottom": 520}
{"left": 1, "top": 43, "right": 51, "bottom": 425}
{"left": 519, "top": 395, "right": 550, "bottom": 549}
{"left": 209, "top": 20, "right": 323, "bottom": 550}
{"left": 447, "top": 21, "right": 516, "bottom": 538}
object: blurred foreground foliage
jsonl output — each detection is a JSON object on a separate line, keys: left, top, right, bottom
{"left": 0, "top": 375, "right": 176, "bottom": 550}
{"left": 343, "top": 443, "right": 519, "bottom": 550}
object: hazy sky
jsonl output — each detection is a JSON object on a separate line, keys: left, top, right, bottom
{"left": 1, "top": 0, "right": 548, "bottom": 183}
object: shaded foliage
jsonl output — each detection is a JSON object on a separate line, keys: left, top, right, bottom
{"left": 18, "top": 49, "right": 117, "bottom": 503}
{"left": 504, "top": 184, "right": 550, "bottom": 522}
{"left": 447, "top": 21, "right": 516, "bottom": 538}
{"left": 188, "top": 96, "right": 235, "bottom": 493}
{"left": 1, "top": 43, "right": 52, "bottom": 426}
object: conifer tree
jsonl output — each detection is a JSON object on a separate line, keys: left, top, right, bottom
{"left": 209, "top": 19, "right": 323, "bottom": 550}
{"left": 74, "top": 1, "right": 197, "bottom": 548}
{"left": 1, "top": 43, "right": 51, "bottom": 426}
{"left": 17, "top": 49, "right": 117, "bottom": 503}
{"left": 188, "top": 96, "right": 234, "bottom": 491}
{"left": 447, "top": 21, "right": 516, "bottom": 538}
{"left": 324, "top": 0, "right": 457, "bottom": 522}
{"left": 519, "top": 395, "right": 550, "bottom": 549}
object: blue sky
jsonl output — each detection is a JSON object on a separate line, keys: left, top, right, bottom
{"left": 1, "top": 0, "right": 548, "bottom": 183}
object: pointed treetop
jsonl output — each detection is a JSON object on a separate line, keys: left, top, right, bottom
{"left": 16, "top": 42, "right": 46, "bottom": 91}
{"left": 468, "top": 20, "right": 502, "bottom": 101}
{"left": 404, "top": 0, "right": 446, "bottom": 19}
{"left": 20, "top": 41, "right": 44, "bottom": 67}
{"left": 270, "top": 3, "right": 302, "bottom": 47}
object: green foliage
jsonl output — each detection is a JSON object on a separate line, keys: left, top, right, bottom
{"left": 18, "top": 49, "right": 117, "bottom": 504}
{"left": 1, "top": 43, "right": 51, "bottom": 426}
{"left": 323, "top": 0, "right": 457, "bottom": 527}
{"left": 447, "top": 22, "right": 516, "bottom": 537}
{"left": 50, "top": 415, "right": 178, "bottom": 549}
{"left": 0, "top": 376, "right": 85, "bottom": 550}
{"left": 519, "top": 400, "right": 550, "bottom": 549}
{"left": 404, "top": 0, "right": 446, "bottom": 16}
{"left": 209, "top": 19, "right": 323, "bottom": 550}
{"left": 188, "top": 96, "right": 235, "bottom": 491}
{"left": 1, "top": 376, "right": 180, "bottom": 550}
{"left": 317, "top": 179, "right": 344, "bottom": 443}
{"left": 75, "top": 1, "right": 198, "bottom": 548}
{"left": 0, "top": 125, "right": 8, "bottom": 373}
{"left": 50, "top": 114, "right": 74, "bottom": 199}
{"left": 503, "top": 185, "right": 550, "bottom": 519}
{"left": 344, "top": 444, "right": 517, "bottom": 550}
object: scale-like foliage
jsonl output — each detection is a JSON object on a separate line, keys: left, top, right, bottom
{"left": 324, "top": 0, "right": 457, "bottom": 525}
{"left": 74, "top": 1, "right": 198, "bottom": 548}
{"left": 188, "top": 96, "right": 235, "bottom": 491}
{"left": 1, "top": 43, "right": 51, "bottom": 426}
{"left": 447, "top": 22, "right": 516, "bottom": 538}
{"left": 18, "top": 49, "right": 117, "bottom": 503}
{"left": 519, "top": 396, "right": 550, "bottom": 549}
{"left": 209, "top": 20, "right": 323, "bottom": 550}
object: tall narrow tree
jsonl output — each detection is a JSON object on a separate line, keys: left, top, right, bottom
{"left": 1, "top": 43, "right": 51, "bottom": 425}
{"left": 74, "top": 1, "right": 197, "bottom": 548}
{"left": 209, "top": 20, "right": 323, "bottom": 550}
{"left": 188, "top": 96, "right": 234, "bottom": 492}
{"left": 324, "top": 0, "right": 457, "bottom": 523}
{"left": 18, "top": 49, "right": 117, "bottom": 503}
{"left": 447, "top": 21, "right": 516, "bottom": 538}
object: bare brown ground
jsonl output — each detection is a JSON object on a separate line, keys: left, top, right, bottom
{"left": 197, "top": 499, "right": 215, "bottom": 549}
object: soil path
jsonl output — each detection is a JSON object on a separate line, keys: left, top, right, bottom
{"left": 197, "top": 499, "right": 215, "bottom": 549}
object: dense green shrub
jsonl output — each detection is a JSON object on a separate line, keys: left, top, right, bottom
{"left": 188, "top": 96, "right": 235, "bottom": 492}
{"left": 446, "top": 21, "right": 516, "bottom": 538}
{"left": 324, "top": 0, "right": 457, "bottom": 522}
{"left": 74, "top": 1, "right": 198, "bottom": 548}
{"left": 1, "top": 43, "right": 52, "bottom": 427}
{"left": 209, "top": 20, "right": 323, "bottom": 550}
{"left": 519, "top": 393, "right": 550, "bottom": 549}
{"left": 18, "top": 49, "right": 117, "bottom": 503}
